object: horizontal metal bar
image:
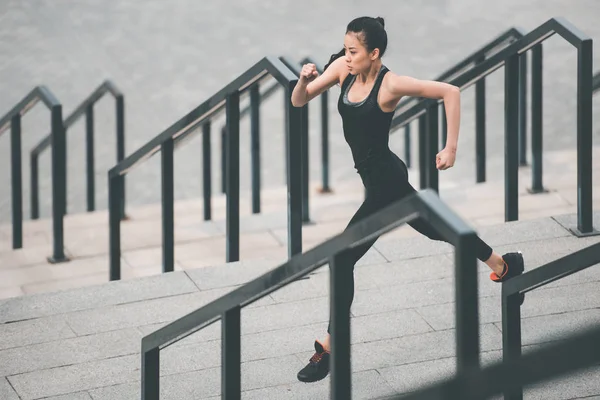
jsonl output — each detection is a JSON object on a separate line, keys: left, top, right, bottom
{"left": 593, "top": 71, "right": 600, "bottom": 93}
{"left": 391, "top": 17, "right": 590, "bottom": 131}
{"left": 503, "top": 241, "right": 600, "bottom": 295}
{"left": 111, "top": 57, "right": 297, "bottom": 178}
{"left": 141, "top": 189, "right": 476, "bottom": 352}
{"left": 0, "top": 89, "right": 42, "bottom": 135}
{"left": 35, "top": 86, "right": 61, "bottom": 108}
{"left": 395, "top": 324, "right": 600, "bottom": 400}
{"left": 102, "top": 80, "right": 124, "bottom": 97}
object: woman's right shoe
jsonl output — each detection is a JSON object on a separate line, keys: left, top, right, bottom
{"left": 297, "top": 340, "right": 330, "bottom": 383}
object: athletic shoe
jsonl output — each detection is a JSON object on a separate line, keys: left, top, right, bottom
{"left": 491, "top": 251, "right": 525, "bottom": 304}
{"left": 297, "top": 340, "right": 330, "bottom": 383}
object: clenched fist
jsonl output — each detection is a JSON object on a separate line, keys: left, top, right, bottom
{"left": 299, "top": 63, "right": 318, "bottom": 83}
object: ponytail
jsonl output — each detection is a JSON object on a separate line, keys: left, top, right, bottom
{"left": 324, "top": 48, "right": 345, "bottom": 71}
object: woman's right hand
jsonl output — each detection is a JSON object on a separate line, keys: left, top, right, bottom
{"left": 299, "top": 63, "right": 318, "bottom": 84}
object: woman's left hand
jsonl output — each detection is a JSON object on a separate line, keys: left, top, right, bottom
{"left": 436, "top": 147, "right": 456, "bottom": 170}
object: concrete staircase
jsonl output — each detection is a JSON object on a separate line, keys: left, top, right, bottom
{"left": 1, "top": 212, "right": 600, "bottom": 399}
{"left": 2, "top": 145, "right": 600, "bottom": 299}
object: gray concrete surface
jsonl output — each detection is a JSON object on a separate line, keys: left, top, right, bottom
{"left": 1, "top": 0, "right": 600, "bottom": 223}
{"left": 1, "top": 214, "right": 600, "bottom": 399}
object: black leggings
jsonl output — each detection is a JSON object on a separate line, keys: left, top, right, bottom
{"left": 326, "top": 152, "right": 493, "bottom": 334}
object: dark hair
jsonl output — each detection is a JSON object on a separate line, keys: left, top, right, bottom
{"left": 324, "top": 16, "right": 387, "bottom": 71}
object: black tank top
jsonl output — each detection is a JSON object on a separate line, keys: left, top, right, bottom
{"left": 337, "top": 65, "right": 395, "bottom": 171}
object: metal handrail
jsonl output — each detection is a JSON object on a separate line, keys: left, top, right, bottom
{"left": 0, "top": 86, "right": 68, "bottom": 263}
{"left": 393, "top": 27, "right": 528, "bottom": 177}
{"left": 387, "top": 17, "right": 594, "bottom": 235}
{"left": 393, "top": 323, "right": 600, "bottom": 400}
{"left": 107, "top": 56, "right": 303, "bottom": 281}
{"left": 593, "top": 70, "right": 600, "bottom": 93}
{"left": 140, "top": 189, "right": 483, "bottom": 400}
{"left": 29, "top": 80, "right": 125, "bottom": 219}
{"left": 500, "top": 241, "right": 600, "bottom": 400}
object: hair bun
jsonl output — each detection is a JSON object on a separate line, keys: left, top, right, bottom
{"left": 375, "top": 17, "right": 385, "bottom": 27}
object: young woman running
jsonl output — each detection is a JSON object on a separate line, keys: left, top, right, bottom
{"left": 291, "top": 16, "right": 525, "bottom": 383}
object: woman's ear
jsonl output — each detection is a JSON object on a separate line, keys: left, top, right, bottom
{"left": 370, "top": 48, "right": 380, "bottom": 61}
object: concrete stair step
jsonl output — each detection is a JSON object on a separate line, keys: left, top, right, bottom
{"left": 1, "top": 146, "right": 600, "bottom": 300}
{"left": 1, "top": 214, "right": 600, "bottom": 399}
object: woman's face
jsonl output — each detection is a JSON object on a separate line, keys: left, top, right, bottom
{"left": 343, "top": 32, "right": 378, "bottom": 74}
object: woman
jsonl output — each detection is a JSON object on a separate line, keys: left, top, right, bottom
{"left": 291, "top": 16, "right": 525, "bottom": 383}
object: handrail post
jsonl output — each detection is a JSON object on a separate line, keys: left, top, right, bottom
{"left": 226, "top": 92, "right": 240, "bottom": 262}
{"left": 505, "top": 54, "right": 520, "bottom": 222}
{"left": 319, "top": 90, "right": 331, "bottom": 192}
{"left": 116, "top": 95, "right": 126, "bottom": 220}
{"left": 418, "top": 115, "right": 427, "bottom": 189}
{"left": 286, "top": 83, "right": 303, "bottom": 257}
{"left": 301, "top": 104, "right": 310, "bottom": 222}
{"left": 502, "top": 289, "right": 523, "bottom": 400}
{"left": 222, "top": 306, "right": 241, "bottom": 400}
{"left": 519, "top": 52, "right": 528, "bottom": 166}
{"left": 48, "top": 105, "right": 69, "bottom": 263}
{"left": 330, "top": 253, "right": 352, "bottom": 400}
{"left": 86, "top": 105, "right": 95, "bottom": 212}
{"left": 108, "top": 174, "right": 122, "bottom": 280}
{"left": 455, "top": 232, "right": 480, "bottom": 374}
{"left": 11, "top": 115, "right": 23, "bottom": 249}
{"left": 440, "top": 103, "right": 447, "bottom": 149}
{"left": 221, "top": 126, "right": 227, "bottom": 194}
{"left": 577, "top": 38, "right": 594, "bottom": 235}
{"left": 162, "top": 138, "right": 175, "bottom": 273}
{"left": 426, "top": 104, "right": 439, "bottom": 193}
{"left": 529, "top": 45, "right": 545, "bottom": 194}
{"left": 202, "top": 121, "right": 212, "bottom": 221}
{"left": 404, "top": 124, "right": 411, "bottom": 169}
{"left": 141, "top": 347, "right": 160, "bottom": 400}
{"left": 475, "top": 55, "right": 486, "bottom": 183}
{"left": 30, "top": 152, "right": 39, "bottom": 220}
{"left": 250, "top": 84, "right": 261, "bottom": 214}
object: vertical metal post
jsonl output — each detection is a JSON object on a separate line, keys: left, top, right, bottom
{"left": 108, "top": 174, "right": 122, "bottom": 281}
{"left": 404, "top": 124, "right": 411, "bottom": 169}
{"left": 418, "top": 115, "right": 427, "bottom": 189}
{"left": 519, "top": 52, "right": 528, "bottom": 166}
{"left": 221, "top": 126, "right": 227, "bottom": 194}
{"left": 202, "top": 121, "right": 212, "bottom": 221}
{"left": 530, "top": 45, "right": 544, "bottom": 193}
{"left": 330, "top": 254, "right": 352, "bottom": 400}
{"left": 440, "top": 103, "right": 448, "bottom": 149}
{"left": 86, "top": 105, "right": 95, "bottom": 212}
{"left": 116, "top": 95, "right": 126, "bottom": 220}
{"left": 475, "top": 57, "right": 486, "bottom": 183}
{"left": 426, "top": 104, "right": 439, "bottom": 193}
{"left": 284, "top": 91, "right": 290, "bottom": 186}
{"left": 577, "top": 39, "right": 594, "bottom": 234}
{"left": 301, "top": 104, "right": 310, "bottom": 222}
{"left": 30, "top": 153, "right": 39, "bottom": 220}
{"left": 250, "top": 84, "right": 261, "bottom": 214}
{"left": 10, "top": 115, "right": 22, "bottom": 249}
{"left": 286, "top": 83, "right": 303, "bottom": 258}
{"left": 222, "top": 306, "right": 241, "bottom": 400}
{"left": 48, "top": 105, "right": 68, "bottom": 263}
{"left": 455, "top": 232, "right": 480, "bottom": 374}
{"left": 501, "top": 290, "right": 523, "bottom": 400}
{"left": 226, "top": 92, "right": 240, "bottom": 262}
{"left": 141, "top": 347, "right": 160, "bottom": 400}
{"left": 320, "top": 90, "right": 331, "bottom": 192}
{"left": 162, "top": 138, "right": 175, "bottom": 273}
{"left": 505, "top": 54, "right": 520, "bottom": 222}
